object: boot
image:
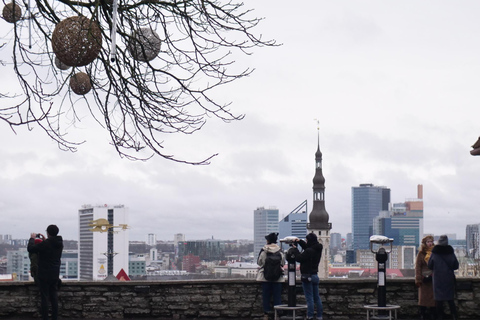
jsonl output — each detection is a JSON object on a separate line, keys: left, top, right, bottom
{"left": 419, "top": 306, "right": 426, "bottom": 320}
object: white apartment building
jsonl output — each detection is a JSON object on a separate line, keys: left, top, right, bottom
{"left": 78, "top": 204, "right": 129, "bottom": 280}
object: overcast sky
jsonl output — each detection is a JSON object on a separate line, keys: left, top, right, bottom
{"left": 1, "top": 1, "right": 480, "bottom": 242}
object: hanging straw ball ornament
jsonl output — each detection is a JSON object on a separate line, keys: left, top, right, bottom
{"left": 54, "top": 56, "right": 70, "bottom": 71}
{"left": 127, "top": 28, "right": 161, "bottom": 62}
{"left": 52, "top": 16, "right": 102, "bottom": 67}
{"left": 2, "top": 2, "right": 22, "bottom": 23}
{"left": 70, "top": 72, "right": 92, "bottom": 95}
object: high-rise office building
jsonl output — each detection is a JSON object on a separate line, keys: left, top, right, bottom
{"left": 330, "top": 232, "right": 342, "bottom": 252}
{"left": 147, "top": 233, "right": 157, "bottom": 246}
{"left": 372, "top": 185, "right": 424, "bottom": 249}
{"left": 78, "top": 204, "right": 129, "bottom": 280}
{"left": 278, "top": 200, "right": 308, "bottom": 242}
{"left": 6, "top": 248, "right": 30, "bottom": 281}
{"left": 346, "top": 233, "right": 353, "bottom": 250}
{"left": 253, "top": 207, "right": 279, "bottom": 256}
{"left": 466, "top": 224, "right": 480, "bottom": 259}
{"left": 352, "top": 184, "right": 391, "bottom": 250}
{"left": 174, "top": 233, "right": 185, "bottom": 259}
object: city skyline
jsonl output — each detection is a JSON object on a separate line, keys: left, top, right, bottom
{"left": 1, "top": 1, "right": 480, "bottom": 242}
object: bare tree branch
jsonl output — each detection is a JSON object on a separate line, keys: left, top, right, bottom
{"left": 0, "top": 0, "right": 276, "bottom": 164}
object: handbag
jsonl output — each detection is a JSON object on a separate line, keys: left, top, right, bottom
{"left": 422, "top": 275, "right": 432, "bottom": 283}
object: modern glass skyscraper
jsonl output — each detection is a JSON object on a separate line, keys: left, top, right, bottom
{"left": 372, "top": 185, "right": 424, "bottom": 249}
{"left": 351, "top": 184, "right": 390, "bottom": 250}
{"left": 253, "top": 207, "right": 279, "bottom": 256}
{"left": 278, "top": 200, "right": 308, "bottom": 243}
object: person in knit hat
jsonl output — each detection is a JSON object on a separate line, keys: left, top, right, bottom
{"left": 415, "top": 235, "right": 435, "bottom": 319}
{"left": 428, "top": 235, "right": 459, "bottom": 320}
{"left": 256, "top": 232, "right": 285, "bottom": 320}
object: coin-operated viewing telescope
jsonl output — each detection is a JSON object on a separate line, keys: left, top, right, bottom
{"left": 280, "top": 237, "right": 303, "bottom": 307}
{"left": 370, "top": 235, "right": 394, "bottom": 311}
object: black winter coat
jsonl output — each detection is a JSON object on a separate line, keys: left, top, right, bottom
{"left": 28, "top": 235, "right": 64, "bottom": 281}
{"left": 291, "top": 239, "right": 323, "bottom": 275}
{"left": 427, "top": 244, "right": 459, "bottom": 301}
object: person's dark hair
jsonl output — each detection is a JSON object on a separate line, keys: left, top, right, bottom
{"left": 306, "top": 232, "right": 318, "bottom": 243}
{"left": 47, "top": 224, "right": 59, "bottom": 236}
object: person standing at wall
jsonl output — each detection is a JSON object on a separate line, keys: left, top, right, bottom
{"left": 427, "top": 234, "right": 459, "bottom": 320}
{"left": 27, "top": 225, "right": 64, "bottom": 320}
{"left": 415, "top": 235, "right": 436, "bottom": 320}
{"left": 291, "top": 233, "right": 324, "bottom": 320}
{"left": 29, "top": 234, "right": 45, "bottom": 285}
{"left": 256, "top": 232, "right": 285, "bottom": 320}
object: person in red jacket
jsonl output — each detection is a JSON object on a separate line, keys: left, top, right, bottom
{"left": 28, "top": 225, "right": 63, "bottom": 320}
{"left": 29, "top": 235, "right": 44, "bottom": 284}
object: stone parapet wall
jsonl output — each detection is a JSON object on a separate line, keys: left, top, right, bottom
{"left": 0, "top": 278, "right": 479, "bottom": 319}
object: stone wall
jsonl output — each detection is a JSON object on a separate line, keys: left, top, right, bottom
{"left": 0, "top": 278, "right": 479, "bottom": 319}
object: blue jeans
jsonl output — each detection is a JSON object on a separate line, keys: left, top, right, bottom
{"left": 302, "top": 274, "right": 323, "bottom": 318}
{"left": 261, "top": 282, "right": 283, "bottom": 313}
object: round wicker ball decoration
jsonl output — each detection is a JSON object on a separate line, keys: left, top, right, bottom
{"left": 52, "top": 16, "right": 102, "bottom": 67}
{"left": 127, "top": 28, "right": 161, "bottom": 62}
{"left": 70, "top": 72, "right": 92, "bottom": 95}
{"left": 3, "top": 2, "right": 22, "bottom": 23}
{"left": 54, "top": 56, "right": 70, "bottom": 71}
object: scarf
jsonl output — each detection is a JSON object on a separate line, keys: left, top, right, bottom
{"left": 424, "top": 247, "right": 432, "bottom": 264}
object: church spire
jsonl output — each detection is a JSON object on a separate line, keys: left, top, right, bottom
{"left": 308, "top": 121, "right": 331, "bottom": 230}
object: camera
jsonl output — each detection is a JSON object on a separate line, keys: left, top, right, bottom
{"left": 36, "top": 234, "right": 41, "bottom": 238}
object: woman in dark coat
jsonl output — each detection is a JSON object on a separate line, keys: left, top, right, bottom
{"left": 427, "top": 235, "right": 459, "bottom": 320}
{"left": 415, "top": 235, "right": 435, "bottom": 319}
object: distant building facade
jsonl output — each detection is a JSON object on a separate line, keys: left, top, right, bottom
{"left": 182, "top": 254, "right": 201, "bottom": 272}
{"left": 78, "top": 204, "right": 129, "bottom": 280}
{"left": 214, "top": 261, "right": 258, "bottom": 279}
{"left": 356, "top": 245, "right": 415, "bottom": 270}
{"left": 6, "top": 248, "right": 29, "bottom": 281}
{"left": 466, "top": 224, "right": 480, "bottom": 259}
{"left": 179, "top": 239, "right": 226, "bottom": 261}
{"left": 352, "top": 184, "right": 391, "bottom": 251}
{"left": 278, "top": 200, "right": 308, "bottom": 242}
{"left": 253, "top": 207, "right": 279, "bottom": 256}
{"left": 346, "top": 233, "right": 353, "bottom": 250}
{"left": 330, "top": 233, "right": 342, "bottom": 252}
{"left": 129, "top": 254, "right": 146, "bottom": 277}
{"left": 147, "top": 233, "right": 156, "bottom": 247}
{"left": 61, "top": 250, "right": 78, "bottom": 280}
{"left": 372, "top": 185, "right": 424, "bottom": 249}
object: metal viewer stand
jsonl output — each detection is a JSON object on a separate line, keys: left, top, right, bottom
{"left": 273, "top": 237, "right": 307, "bottom": 320}
{"left": 363, "top": 235, "right": 400, "bottom": 320}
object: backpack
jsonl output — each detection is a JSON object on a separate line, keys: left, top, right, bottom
{"left": 263, "top": 250, "right": 283, "bottom": 281}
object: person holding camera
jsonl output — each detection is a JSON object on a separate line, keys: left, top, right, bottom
{"left": 415, "top": 235, "right": 436, "bottom": 320}
{"left": 290, "top": 233, "right": 323, "bottom": 320}
{"left": 29, "top": 233, "right": 45, "bottom": 284}
{"left": 28, "top": 225, "right": 63, "bottom": 320}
